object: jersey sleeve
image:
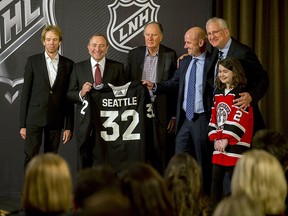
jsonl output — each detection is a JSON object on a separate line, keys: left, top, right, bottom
{"left": 208, "top": 96, "right": 221, "bottom": 141}
{"left": 75, "top": 96, "right": 93, "bottom": 148}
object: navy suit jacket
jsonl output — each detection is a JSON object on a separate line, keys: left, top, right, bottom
{"left": 207, "top": 37, "right": 269, "bottom": 131}
{"left": 20, "top": 52, "right": 74, "bottom": 130}
{"left": 156, "top": 51, "right": 213, "bottom": 133}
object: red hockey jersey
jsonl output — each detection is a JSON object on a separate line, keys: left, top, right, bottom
{"left": 208, "top": 87, "right": 254, "bottom": 166}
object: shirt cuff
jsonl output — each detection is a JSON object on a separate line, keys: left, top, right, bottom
{"left": 152, "top": 83, "right": 157, "bottom": 93}
{"left": 79, "top": 91, "right": 84, "bottom": 102}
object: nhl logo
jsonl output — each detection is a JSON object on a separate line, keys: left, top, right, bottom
{"left": 107, "top": 0, "right": 160, "bottom": 53}
{"left": 0, "top": 0, "right": 57, "bottom": 104}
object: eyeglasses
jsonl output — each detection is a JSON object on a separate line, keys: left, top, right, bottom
{"left": 207, "top": 29, "right": 224, "bottom": 37}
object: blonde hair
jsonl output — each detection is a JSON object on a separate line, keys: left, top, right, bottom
{"left": 22, "top": 153, "right": 72, "bottom": 214}
{"left": 41, "top": 25, "right": 62, "bottom": 43}
{"left": 231, "top": 149, "right": 287, "bottom": 215}
{"left": 213, "top": 194, "right": 263, "bottom": 216}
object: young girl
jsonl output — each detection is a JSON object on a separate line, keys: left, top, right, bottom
{"left": 208, "top": 57, "right": 254, "bottom": 207}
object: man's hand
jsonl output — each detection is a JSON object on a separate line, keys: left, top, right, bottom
{"left": 20, "top": 128, "right": 26, "bottom": 140}
{"left": 167, "top": 118, "right": 176, "bottom": 134}
{"left": 63, "top": 130, "right": 73, "bottom": 144}
{"left": 233, "top": 92, "right": 252, "bottom": 110}
{"left": 177, "top": 53, "right": 189, "bottom": 68}
{"left": 142, "top": 80, "right": 155, "bottom": 90}
{"left": 80, "top": 82, "right": 93, "bottom": 97}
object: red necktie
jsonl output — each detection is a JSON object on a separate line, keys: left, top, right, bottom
{"left": 94, "top": 63, "right": 102, "bottom": 85}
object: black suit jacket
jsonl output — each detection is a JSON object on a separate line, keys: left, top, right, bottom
{"left": 67, "top": 58, "right": 127, "bottom": 105}
{"left": 68, "top": 58, "right": 128, "bottom": 134}
{"left": 207, "top": 37, "right": 269, "bottom": 131}
{"left": 20, "top": 53, "right": 74, "bottom": 130}
{"left": 156, "top": 52, "right": 213, "bottom": 133}
{"left": 125, "top": 45, "right": 177, "bottom": 150}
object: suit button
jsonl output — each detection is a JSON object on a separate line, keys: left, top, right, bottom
{"left": 50, "top": 91, "right": 53, "bottom": 94}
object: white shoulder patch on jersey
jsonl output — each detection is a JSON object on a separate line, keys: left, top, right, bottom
{"left": 108, "top": 82, "right": 131, "bottom": 97}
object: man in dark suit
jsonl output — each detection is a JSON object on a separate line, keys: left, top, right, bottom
{"left": 143, "top": 27, "right": 214, "bottom": 195}
{"left": 67, "top": 33, "right": 128, "bottom": 169}
{"left": 20, "top": 25, "right": 74, "bottom": 169}
{"left": 126, "top": 22, "right": 177, "bottom": 174}
{"left": 206, "top": 17, "right": 269, "bottom": 132}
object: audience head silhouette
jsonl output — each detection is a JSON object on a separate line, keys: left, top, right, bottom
{"left": 231, "top": 149, "right": 287, "bottom": 215}
{"left": 164, "top": 153, "right": 203, "bottom": 216}
{"left": 120, "top": 162, "right": 173, "bottom": 216}
{"left": 252, "top": 129, "right": 288, "bottom": 170}
{"left": 73, "top": 165, "right": 120, "bottom": 210}
{"left": 22, "top": 153, "right": 72, "bottom": 215}
{"left": 212, "top": 193, "right": 263, "bottom": 216}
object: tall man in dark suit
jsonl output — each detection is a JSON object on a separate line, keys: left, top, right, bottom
{"left": 68, "top": 33, "right": 128, "bottom": 169}
{"left": 205, "top": 17, "right": 269, "bottom": 200}
{"left": 143, "top": 27, "right": 214, "bottom": 194}
{"left": 206, "top": 17, "right": 269, "bottom": 132}
{"left": 126, "top": 22, "right": 177, "bottom": 173}
{"left": 20, "top": 25, "right": 74, "bottom": 168}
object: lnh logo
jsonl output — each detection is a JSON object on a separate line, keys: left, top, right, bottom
{"left": 107, "top": 0, "right": 160, "bottom": 53}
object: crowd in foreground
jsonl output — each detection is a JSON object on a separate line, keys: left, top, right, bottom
{"left": 5, "top": 129, "right": 288, "bottom": 216}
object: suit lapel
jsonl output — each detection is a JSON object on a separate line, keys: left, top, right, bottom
{"left": 179, "top": 56, "right": 192, "bottom": 95}
{"left": 83, "top": 60, "right": 94, "bottom": 83}
{"left": 206, "top": 48, "right": 218, "bottom": 74}
{"left": 52, "top": 55, "right": 63, "bottom": 89}
{"left": 203, "top": 51, "right": 212, "bottom": 90}
{"left": 157, "top": 45, "right": 165, "bottom": 82}
{"left": 102, "top": 59, "right": 110, "bottom": 83}
{"left": 227, "top": 38, "right": 237, "bottom": 57}
{"left": 40, "top": 53, "right": 51, "bottom": 88}
{"left": 137, "top": 47, "right": 146, "bottom": 80}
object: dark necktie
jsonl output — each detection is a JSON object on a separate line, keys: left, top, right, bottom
{"left": 186, "top": 58, "right": 198, "bottom": 120}
{"left": 218, "top": 51, "right": 224, "bottom": 60}
{"left": 94, "top": 63, "right": 102, "bottom": 85}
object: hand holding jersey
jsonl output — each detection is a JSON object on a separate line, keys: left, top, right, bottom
{"left": 81, "top": 82, "right": 93, "bottom": 97}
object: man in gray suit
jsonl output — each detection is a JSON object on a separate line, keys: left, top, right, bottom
{"left": 20, "top": 25, "right": 74, "bottom": 169}
{"left": 68, "top": 33, "right": 128, "bottom": 169}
